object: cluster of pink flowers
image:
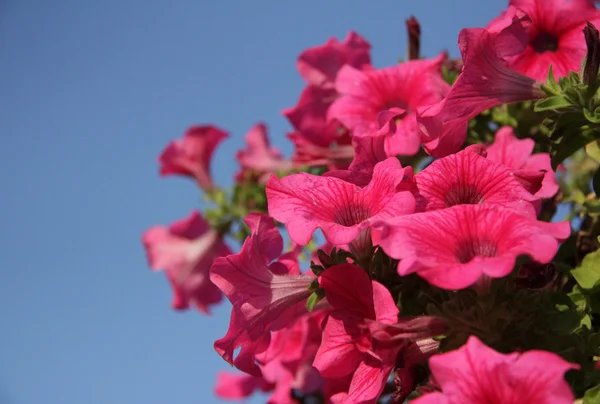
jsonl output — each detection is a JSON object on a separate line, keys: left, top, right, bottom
{"left": 143, "top": 0, "right": 600, "bottom": 403}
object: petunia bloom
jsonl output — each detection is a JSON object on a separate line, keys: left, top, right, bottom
{"left": 324, "top": 133, "right": 388, "bottom": 187}
{"left": 235, "top": 123, "right": 293, "bottom": 183}
{"left": 313, "top": 264, "right": 401, "bottom": 403}
{"left": 297, "top": 31, "right": 372, "bottom": 89}
{"left": 284, "top": 85, "right": 354, "bottom": 170}
{"left": 142, "top": 211, "right": 230, "bottom": 313}
{"left": 411, "top": 336, "right": 578, "bottom": 404}
{"left": 266, "top": 157, "right": 415, "bottom": 256}
{"left": 374, "top": 204, "right": 570, "bottom": 289}
{"left": 329, "top": 54, "right": 449, "bottom": 156}
{"left": 486, "top": 126, "right": 558, "bottom": 198}
{"left": 414, "top": 145, "right": 539, "bottom": 216}
{"left": 158, "top": 125, "right": 228, "bottom": 191}
{"left": 214, "top": 372, "right": 274, "bottom": 400}
{"left": 417, "top": 8, "right": 545, "bottom": 158}
{"left": 210, "top": 213, "right": 314, "bottom": 376}
{"left": 487, "top": 0, "right": 600, "bottom": 81}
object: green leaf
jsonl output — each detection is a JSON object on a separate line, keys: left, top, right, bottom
{"left": 584, "top": 108, "right": 600, "bottom": 124}
{"left": 587, "top": 141, "right": 600, "bottom": 163}
{"left": 534, "top": 96, "right": 573, "bottom": 112}
{"left": 306, "top": 289, "right": 325, "bottom": 312}
{"left": 584, "top": 385, "right": 600, "bottom": 404}
{"left": 569, "top": 288, "right": 588, "bottom": 313}
{"left": 571, "top": 250, "right": 600, "bottom": 289}
{"left": 584, "top": 199, "right": 600, "bottom": 215}
{"left": 542, "top": 65, "right": 561, "bottom": 95}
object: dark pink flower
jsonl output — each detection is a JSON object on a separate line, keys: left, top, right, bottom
{"left": 266, "top": 158, "right": 415, "bottom": 255}
{"left": 417, "top": 8, "right": 544, "bottom": 158}
{"left": 284, "top": 86, "right": 354, "bottom": 170}
{"left": 414, "top": 146, "right": 539, "bottom": 216}
{"left": 412, "top": 336, "right": 578, "bottom": 404}
{"left": 158, "top": 125, "right": 228, "bottom": 191}
{"left": 374, "top": 204, "right": 570, "bottom": 289}
{"left": 257, "top": 311, "right": 328, "bottom": 402}
{"left": 314, "top": 264, "right": 400, "bottom": 403}
{"left": 324, "top": 133, "right": 388, "bottom": 187}
{"left": 142, "top": 211, "right": 229, "bottom": 313}
{"left": 486, "top": 126, "right": 558, "bottom": 198}
{"left": 329, "top": 54, "right": 449, "bottom": 156}
{"left": 235, "top": 123, "right": 292, "bottom": 182}
{"left": 488, "top": 0, "right": 600, "bottom": 81}
{"left": 214, "top": 372, "right": 274, "bottom": 400}
{"left": 297, "top": 31, "right": 372, "bottom": 89}
{"left": 210, "top": 213, "right": 314, "bottom": 376}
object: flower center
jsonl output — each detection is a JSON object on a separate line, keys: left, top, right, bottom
{"left": 382, "top": 99, "right": 410, "bottom": 118}
{"left": 333, "top": 202, "right": 371, "bottom": 227}
{"left": 443, "top": 184, "right": 484, "bottom": 206}
{"left": 531, "top": 32, "right": 559, "bottom": 53}
{"left": 455, "top": 239, "right": 497, "bottom": 264}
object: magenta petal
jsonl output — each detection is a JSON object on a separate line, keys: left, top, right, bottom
{"left": 418, "top": 10, "right": 543, "bottom": 157}
{"left": 159, "top": 125, "right": 228, "bottom": 190}
{"left": 425, "top": 336, "right": 578, "bottom": 403}
{"left": 487, "top": 126, "right": 558, "bottom": 198}
{"left": 214, "top": 372, "right": 273, "bottom": 399}
{"left": 313, "top": 314, "right": 365, "bottom": 378}
{"left": 297, "top": 31, "right": 371, "bottom": 89}
{"left": 210, "top": 214, "right": 314, "bottom": 375}
{"left": 374, "top": 204, "right": 570, "bottom": 290}
{"left": 345, "top": 359, "right": 394, "bottom": 404}
{"left": 414, "top": 147, "right": 538, "bottom": 217}
{"left": 142, "top": 211, "right": 229, "bottom": 313}
{"left": 330, "top": 55, "right": 449, "bottom": 155}
{"left": 243, "top": 212, "right": 284, "bottom": 264}
{"left": 266, "top": 158, "right": 415, "bottom": 246}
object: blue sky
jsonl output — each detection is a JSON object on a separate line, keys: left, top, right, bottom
{"left": 0, "top": 1, "right": 506, "bottom": 403}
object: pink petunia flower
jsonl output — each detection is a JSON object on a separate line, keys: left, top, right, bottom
{"left": 142, "top": 211, "right": 230, "bottom": 313}
{"left": 158, "top": 125, "right": 228, "bottom": 191}
{"left": 258, "top": 311, "right": 328, "bottom": 403}
{"left": 214, "top": 372, "right": 274, "bottom": 400}
{"left": 266, "top": 157, "right": 415, "bottom": 257}
{"left": 297, "top": 31, "right": 372, "bottom": 89}
{"left": 313, "top": 264, "right": 401, "bottom": 404}
{"left": 486, "top": 126, "right": 559, "bottom": 198}
{"left": 210, "top": 213, "right": 315, "bottom": 376}
{"left": 417, "top": 8, "right": 545, "bottom": 158}
{"left": 328, "top": 54, "right": 449, "bottom": 156}
{"left": 487, "top": 0, "right": 600, "bottom": 81}
{"left": 414, "top": 145, "right": 539, "bottom": 216}
{"left": 324, "top": 133, "right": 388, "bottom": 187}
{"left": 374, "top": 204, "right": 571, "bottom": 290}
{"left": 411, "top": 336, "right": 578, "bottom": 404}
{"left": 235, "top": 123, "right": 293, "bottom": 183}
{"left": 284, "top": 86, "right": 354, "bottom": 170}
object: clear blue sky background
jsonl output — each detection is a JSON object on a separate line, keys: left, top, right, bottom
{"left": 0, "top": 1, "right": 507, "bottom": 403}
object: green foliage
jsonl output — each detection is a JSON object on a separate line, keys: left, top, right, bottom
{"left": 572, "top": 250, "right": 600, "bottom": 290}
